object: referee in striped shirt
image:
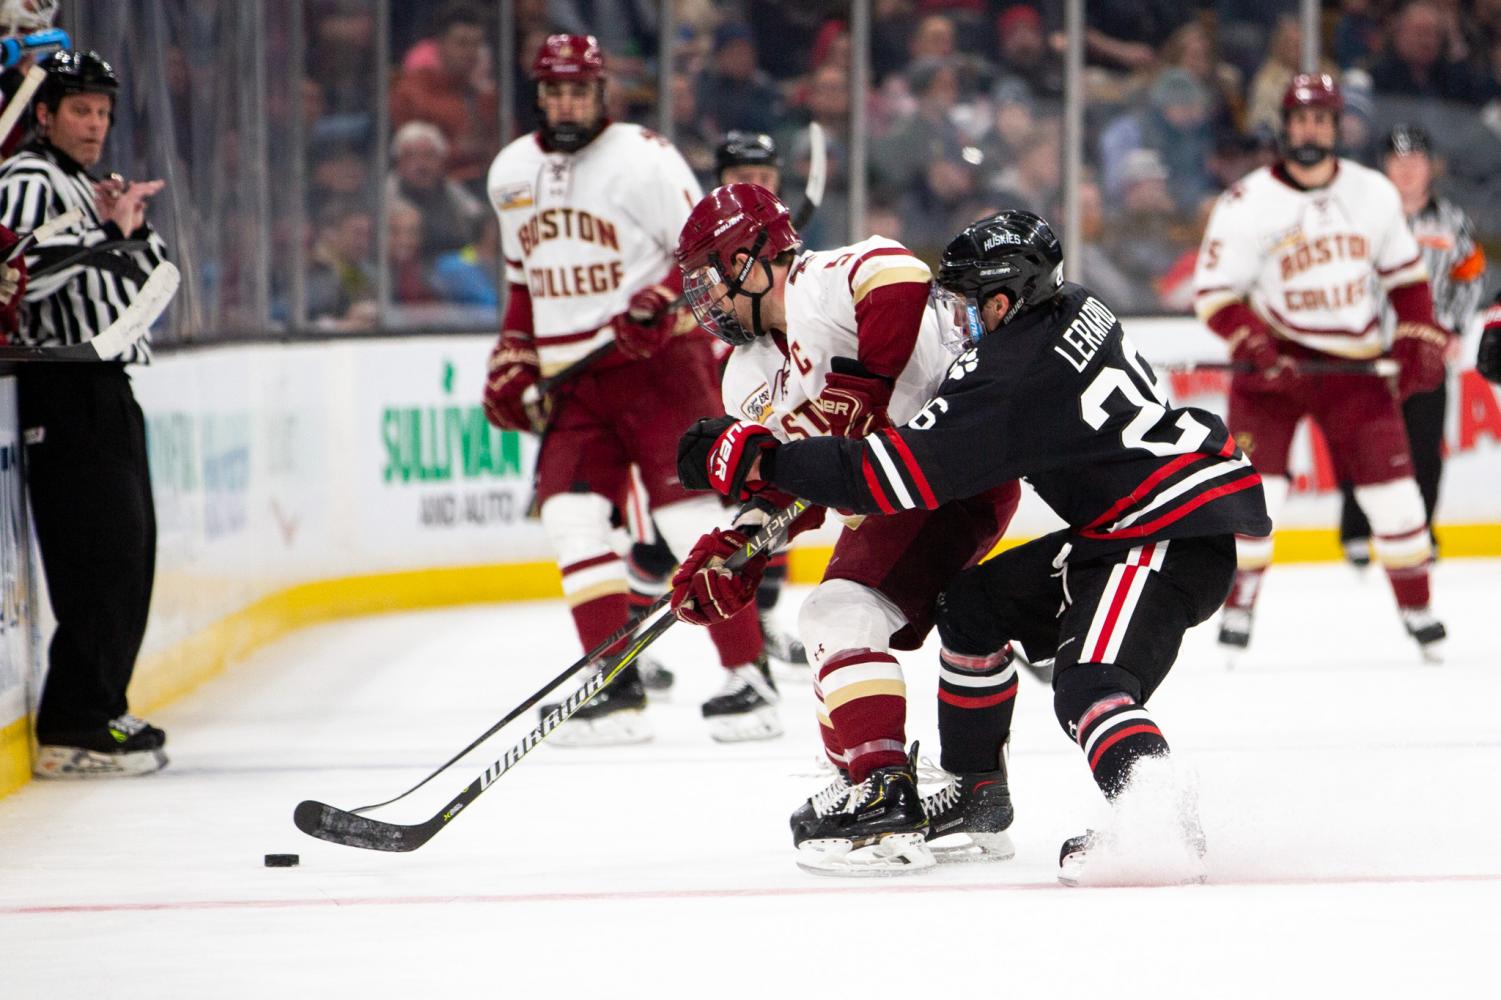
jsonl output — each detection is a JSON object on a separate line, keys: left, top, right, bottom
{"left": 0, "top": 50, "right": 170, "bottom": 777}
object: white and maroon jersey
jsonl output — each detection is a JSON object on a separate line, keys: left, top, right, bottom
{"left": 720, "top": 236, "right": 958, "bottom": 441}
{"left": 1193, "top": 160, "right": 1428, "bottom": 359}
{"left": 487, "top": 123, "right": 701, "bottom": 374}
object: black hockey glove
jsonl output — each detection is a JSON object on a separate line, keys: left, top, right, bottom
{"left": 676, "top": 415, "right": 779, "bottom": 500}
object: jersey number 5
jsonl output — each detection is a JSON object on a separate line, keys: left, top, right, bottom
{"left": 1080, "top": 339, "right": 1211, "bottom": 457}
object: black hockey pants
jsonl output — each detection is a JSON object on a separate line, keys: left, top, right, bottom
{"left": 19, "top": 363, "right": 156, "bottom": 738}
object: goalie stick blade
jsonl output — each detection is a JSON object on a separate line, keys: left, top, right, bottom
{"left": 293, "top": 799, "right": 442, "bottom": 852}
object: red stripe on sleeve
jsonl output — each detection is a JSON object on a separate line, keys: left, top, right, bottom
{"left": 861, "top": 450, "right": 897, "bottom": 515}
{"left": 881, "top": 428, "right": 938, "bottom": 509}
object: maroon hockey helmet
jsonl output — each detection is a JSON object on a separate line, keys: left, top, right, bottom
{"left": 675, "top": 184, "right": 800, "bottom": 345}
{"left": 531, "top": 34, "right": 604, "bottom": 81}
{"left": 1281, "top": 73, "right": 1343, "bottom": 114}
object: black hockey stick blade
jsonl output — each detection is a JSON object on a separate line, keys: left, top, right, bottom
{"left": 293, "top": 797, "right": 443, "bottom": 852}
{"left": 295, "top": 499, "right": 811, "bottom": 852}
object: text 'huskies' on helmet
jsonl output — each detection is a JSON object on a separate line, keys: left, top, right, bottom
{"left": 675, "top": 183, "right": 800, "bottom": 346}
{"left": 531, "top": 33, "right": 603, "bottom": 80}
{"left": 936, "top": 209, "right": 1063, "bottom": 338}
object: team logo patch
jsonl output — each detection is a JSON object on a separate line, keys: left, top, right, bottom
{"left": 495, "top": 183, "right": 533, "bottom": 210}
{"left": 740, "top": 383, "right": 773, "bottom": 422}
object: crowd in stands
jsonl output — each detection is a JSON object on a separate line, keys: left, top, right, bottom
{"left": 293, "top": 0, "right": 1498, "bottom": 328}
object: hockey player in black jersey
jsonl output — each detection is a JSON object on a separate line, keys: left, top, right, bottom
{"left": 678, "top": 210, "right": 1272, "bottom": 883}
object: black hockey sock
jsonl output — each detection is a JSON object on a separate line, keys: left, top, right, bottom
{"left": 1072, "top": 693, "right": 1169, "bottom": 799}
{"left": 936, "top": 645, "right": 1018, "bottom": 774}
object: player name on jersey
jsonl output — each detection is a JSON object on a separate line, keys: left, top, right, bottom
{"left": 1053, "top": 296, "right": 1120, "bottom": 372}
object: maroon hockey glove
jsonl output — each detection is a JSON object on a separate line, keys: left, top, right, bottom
{"left": 816, "top": 366, "right": 894, "bottom": 438}
{"left": 1226, "top": 322, "right": 1290, "bottom": 378}
{"left": 482, "top": 332, "right": 545, "bottom": 432}
{"left": 1391, "top": 322, "right": 1448, "bottom": 400}
{"left": 669, "top": 528, "right": 768, "bottom": 626}
{"left": 677, "top": 416, "right": 780, "bottom": 501}
{"left": 1476, "top": 300, "right": 1501, "bottom": 384}
{"left": 613, "top": 284, "right": 678, "bottom": 360}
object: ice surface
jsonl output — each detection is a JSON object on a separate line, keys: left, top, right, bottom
{"left": 1, "top": 560, "right": 1498, "bottom": 998}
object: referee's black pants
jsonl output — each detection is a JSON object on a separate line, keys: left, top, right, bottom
{"left": 1338, "top": 379, "right": 1446, "bottom": 549}
{"left": 19, "top": 363, "right": 156, "bottom": 739}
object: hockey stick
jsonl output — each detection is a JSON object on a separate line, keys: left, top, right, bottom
{"left": 0, "top": 259, "right": 179, "bottom": 361}
{"left": 791, "top": 121, "right": 827, "bottom": 230}
{"left": 294, "top": 498, "right": 812, "bottom": 852}
{"left": 5, "top": 206, "right": 83, "bottom": 262}
{"left": 1158, "top": 359, "right": 1399, "bottom": 377}
{"left": 0, "top": 62, "right": 44, "bottom": 147}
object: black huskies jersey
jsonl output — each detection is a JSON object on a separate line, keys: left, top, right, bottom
{"left": 766, "top": 283, "right": 1272, "bottom": 560}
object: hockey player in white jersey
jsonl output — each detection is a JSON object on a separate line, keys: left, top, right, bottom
{"left": 668, "top": 184, "right": 1022, "bottom": 874}
{"left": 483, "top": 35, "right": 773, "bottom": 746}
{"left": 1193, "top": 73, "right": 1448, "bottom": 659}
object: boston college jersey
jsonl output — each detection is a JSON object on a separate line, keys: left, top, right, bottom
{"left": 1194, "top": 160, "right": 1427, "bottom": 359}
{"left": 720, "top": 236, "right": 958, "bottom": 440}
{"left": 765, "top": 283, "right": 1272, "bottom": 561}
{"left": 488, "top": 123, "right": 701, "bottom": 374}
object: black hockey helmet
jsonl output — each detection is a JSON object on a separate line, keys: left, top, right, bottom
{"left": 935, "top": 209, "right": 1063, "bottom": 340}
{"left": 35, "top": 49, "right": 118, "bottom": 111}
{"left": 715, "top": 131, "right": 779, "bottom": 176}
{"left": 1383, "top": 123, "right": 1432, "bottom": 159}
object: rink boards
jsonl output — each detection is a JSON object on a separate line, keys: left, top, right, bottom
{"left": 2, "top": 320, "right": 1499, "bottom": 797}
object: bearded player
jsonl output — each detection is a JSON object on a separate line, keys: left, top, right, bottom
{"left": 483, "top": 36, "right": 775, "bottom": 745}
{"left": 1193, "top": 73, "right": 1447, "bottom": 661}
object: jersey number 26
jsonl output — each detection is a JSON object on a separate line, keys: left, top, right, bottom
{"left": 1080, "top": 338, "right": 1211, "bottom": 457}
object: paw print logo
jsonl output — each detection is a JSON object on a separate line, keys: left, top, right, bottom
{"left": 948, "top": 349, "right": 979, "bottom": 381}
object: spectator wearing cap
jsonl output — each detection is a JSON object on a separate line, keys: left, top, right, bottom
{"left": 389, "top": 1, "right": 499, "bottom": 186}
{"left": 1370, "top": 1, "right": 1488, "bottom": 104}
{"left": 994, "top": 5, "right": 1062, "bottom": 105}
{"left": 1098, "top": 68, "right": 1215, "bottom": 211}
{"left": 387, "top": 120, "right": 485, "bottom": 258}
{"left": 695, "top": 23, "right": 782, "bottom": 135}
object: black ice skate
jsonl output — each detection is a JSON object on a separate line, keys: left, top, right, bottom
{"left": 922, "top": 768, "right": 1015, "bottom": 861}
{"left": 34, "top": 714, "right": 168, "bottom": 779}
{"left": 789, "top": 767, "right": 852, "bottom": 843}
{"left": 541, "top": 664, "right": 652, "bottom": 747}
{"left": 1218, "top": 607, "right": 1252, "bottom": 649}
{"left": 1401, "top": 607, "right": 1447, "bottom": 663}
{"left": 1057, "top": 823, "right": 1208, "bottom": 887}
{"left": 794, "top": 745, "right": 934, "bottom": 876}
{"left": 636, "top": 656, "right": 675, "bottom": 696}
{"left": 759, "top": 612, "right": 808, "bottom": 668}
{"left": 701, "top": 656, "right": 783, "bottom": 742}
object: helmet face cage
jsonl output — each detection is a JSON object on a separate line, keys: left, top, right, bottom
{"left": 682, "top": 238, "right": 766, "bottom": 346}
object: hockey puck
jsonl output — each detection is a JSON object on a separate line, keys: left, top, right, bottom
{"left": 264, "top": 853, "right": 300, "bottom": 867}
